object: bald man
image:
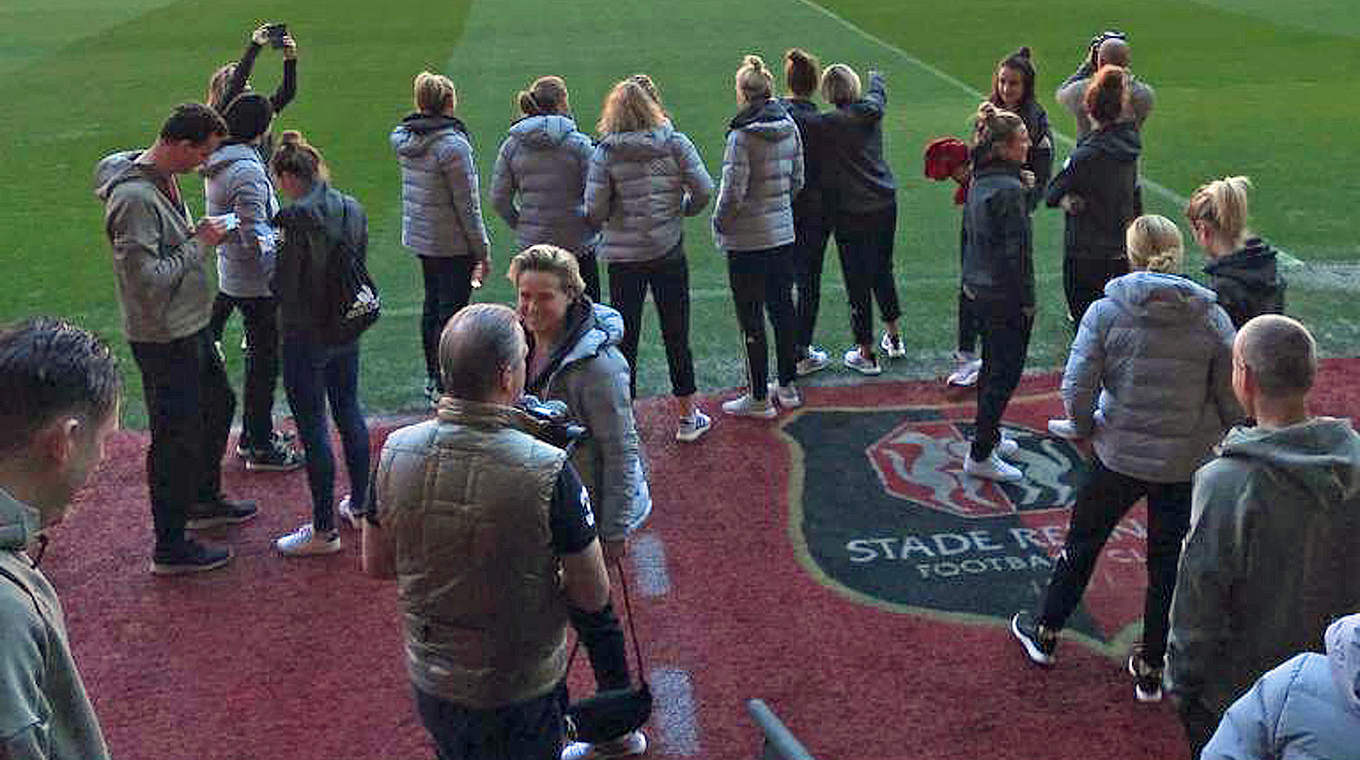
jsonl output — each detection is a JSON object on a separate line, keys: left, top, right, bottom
{"left": 1165, "top": 315, "right": 1360, "bottom": 758}
{"left": 1056, "top": 35, "right": 1156, "bottom": 138}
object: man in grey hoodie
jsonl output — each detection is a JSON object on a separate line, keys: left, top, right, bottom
{"left": 1166, "top": 315, "right": 1360, "bottom": 758}
{"left": 93, "top": 103, "right": 257, "bottom": 575}
{"left": 0, "top": 318, "right": 120, "bottom": 760}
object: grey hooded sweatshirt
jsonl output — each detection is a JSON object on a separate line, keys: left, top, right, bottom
{"left": 712, "top": 98, "right": 804, "bottom": 252}
{"left": 391, "top": 114, "right": 490, "bottom": 261}
{"left": 0, "top": 490, "right": 110, "bottom": 760}
{"left": 490, "top": 115, "right": 596, "bottom": 255}
{"left": 202, "top": 142, "right": 280, "bottom": 298}
{"left": 1202, "top": 613, "right": 1360, "bottom": 759}
{"left": 94, "top": 150, "right": 213, "bottom": 343}
{"left": 1167, "top": 418, "right": 1360, "bottom": 716}
{"left": 1062, "top": 272, "right": 1240, "bottom": 483}
{"left": 585, "top": 124, "right": 714, "bottom": 264}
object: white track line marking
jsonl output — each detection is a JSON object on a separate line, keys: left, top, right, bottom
{"left": 630, "top": 532, "right": 673, "bottom": 597}
{"left": 792, "top": 0, "right": 1304, "bottom": 267}
{"left": 653, "top": 668, "right": 702, "bottom": 756}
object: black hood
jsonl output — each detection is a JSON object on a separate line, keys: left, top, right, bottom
{"left": 1204, "top": 237, "right": 1282, "bottom": 289}
{"left": 398, "top": 113, "right": 469, "bottom": 138}
{"left": 729, "top": 98, "right": 790, "bottom": 131}
{"left": 780, "top": 97, "right": 818, "bottom": 117}
{"left": 1076, "top": 120, "right": 1141, "bottom": 162}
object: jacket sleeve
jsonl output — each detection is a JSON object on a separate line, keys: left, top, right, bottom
{"left": 217, "top": 41, "right": 261, "bottom": 110}
{"left": 490, "top": 139, "right": 519, "bottom": 229}
{"left": 1062, "top": 303, "right": 1106, "bottom": 435}
{"left": 989, "top": 186, "right": 1032, "bottom": 304}
{"left": 1166, "top": 461, "right": 1247, "bottom": 711}
{"left": 790, "top": 125, "right": 805, "bottom": 198}
{"left": 271, "top": 58, "right": 297, "bottom": 113}
{"left": 269, "top": 211, "right": 306, "bottom": 315}
{"left": 1210, "top": 277, "right": 1251, "bottom": 330}
{"left": 862, "top": 72, "right": 887, "bottom": 117}
{"left": 1055, "top": 73, "right": 1088, "bottom": 120}
{"left": 105, "top": 192, "right": 206, "bottom": 303}
{"left": 569, "top": 354, "right": 650, "bottom": 540}
{"left": 584, "top": 146, "right": 612, "bottom": 227}
{"left": 439, "top": 138, "right": 491, "bottom": 261}
{"left": 1199, "top": 657, "right": 1298, "bottom": 760}
{"left": 1028, "top": 111, "right": 1054, "bottom": 212}
{"left": 1044, "top": 146, "right": 1083, "bottom": 208}
{"left": 1208, "top": 308, "right": 1245, "bottom": 427}
{"left": 712, "top": 131, "right": 749, "bottom": 232}
{"left": 676, "top": 133, "right": 714, "bottom": 217}
{"left": 232, "top": 165, "right": 276, "bottom": 262}
{"left": 0, "top": 593, "right": 51, "bottom": 759}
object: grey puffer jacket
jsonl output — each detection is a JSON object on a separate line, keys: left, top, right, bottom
{"left": 526, "top": 302, "right": 650, "bottom": 540}
{"left": 1062, "top": 272, "right": 1240, "bottom": 483}
{"left": 585, "top": 124, "right": 714, "bottom": 264}
{"left": 490, "top": 115, "right": 596, "bottom": 255}
{"left": 712, "top": 99, "right": 804, "bottom": 252}
{"left": 391, "top": 114, "right": 490, "bottom": 261}
{"left": 202, "top": 142, "right": 280, "bottom": 298}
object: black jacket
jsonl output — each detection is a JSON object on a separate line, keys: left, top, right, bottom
{"left": 272, "top": 181, "right": 368, "bottom": 340}
{"left": 1008, "top": 99, "right": 1054, "bottom": 212}
{"left": 1045, "top": 121, "right": 1142, "bottom": 260}
{"left": 962, "top": 162, "right": 1034, "bottom": 308}
{"left": 818, "top": 72, "right": 896, "bottom": 215}
{"left": 1203, "top": 237, "right": 1287, "bottom": 328}
{"left": 780, "top": 97, "right": 827, "bottom": 223}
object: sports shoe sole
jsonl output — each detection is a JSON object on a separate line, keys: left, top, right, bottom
{"left": 150, "top": 552, "right": 233, "bottom": 576}
{"left": 277, "top": 542, "right": 343, "bottom": 557}
{"left": 796, "top": 360, "right": 829, "bottom": 376}
{"left": 675, "top": 421, "right": 712, "bottom": 443}
{"left": 244, "top": 458, "right": 305, "bottom": 473}
{"left": 844, "top": 362, "right": 883, "bottom": 376}
{"left": 186, "top": 510, "right": 259, "bottom": 531}
{"left": 1011, "top": 613, "right": 1056, "bottom": 666}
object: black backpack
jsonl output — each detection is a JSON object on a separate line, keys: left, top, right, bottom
{"left": 315, "top": 199, "right": 381, "bottom": 345}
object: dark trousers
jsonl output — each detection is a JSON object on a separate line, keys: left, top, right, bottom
{"left": 607, "top": 246, "right": 697, "bottom": 399}
{"left": 1063, "top": 256, "right": 1130, "bottom": 325}
{"left": 421, "top": 256, "right": 476, "bottom": 389}
{"left": 1038, "top": 457, "right": 1193, "bottom": 664}
{"left": 208, "top": 292, "right": 281, "bottom": 446}
{"left": 1177, "top": 697, "right": 1220, "bottom": 760}
{"left": 791, "top": 215, "right": 831, "bottom": 353}
{"left": 129, "top": 328, "right": 235, "bottom": 551}
{"left": 969, "top": 299, "right": 1032, "bottom": 461}
{"left": 281, "top": 337, "right": 371, "bottom": 533}
{"left": 577, "top": 251, "right": 601, "bottom": 304}
{"left": 956, "top": 288, "right": 981, "bottom": 355}
{"left": 415, "top": 681, "right": 568, "bottom": 760}
{"left": 833, "top": 206, "right": 901, "bottom": 347}
{"left": 570, "top": 602, "right": 631, "bottom": 692}
{"left": 727, "top": 245, "right": 797, "bottom": 395}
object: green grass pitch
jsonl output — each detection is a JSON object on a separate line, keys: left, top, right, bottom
{"left": 2, "top": 0, "right": 1355, "bottom": 426}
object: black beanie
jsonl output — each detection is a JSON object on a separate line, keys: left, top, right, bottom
{"left": 222, "top": 92, "right": 274, "bottom": 141}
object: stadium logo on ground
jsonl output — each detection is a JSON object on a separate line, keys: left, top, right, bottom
{"left": 784, "top": 398, "right": 1150, "bottom": 653}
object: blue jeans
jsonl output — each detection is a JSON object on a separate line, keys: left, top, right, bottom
{"left": 281, "top": 337, "right": 370, "bottom": 532}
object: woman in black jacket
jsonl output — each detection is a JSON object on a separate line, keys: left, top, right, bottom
{"left": 1185, "top": 175, "right": 1286, "bottom": 328}
{"left": 268, "top": 130, "right": 372, "bottom": 558}
{"left": 1045, "top": 64, "right": 1141, "bottom": 324}
{"left": 819, "top": 64, "right": 904, "bottom": 375}
{"left": 961, "top": 103, "right": 1034, "bottom": 483}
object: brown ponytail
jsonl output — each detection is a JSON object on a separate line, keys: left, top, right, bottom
{"left": 784, "top": 48, "right": 821, "bottom": 98}
{"left": 270, "top": 130, "right": 330, "bottom": 185}
{"left": 1084, "top": 65, "right": 1128, "bottom": 126}
{"left": 516, "top": 75, "right": 569, "bottom": 117}
{"left": 972, "top": 101, "right": 1025, "bottom": 162}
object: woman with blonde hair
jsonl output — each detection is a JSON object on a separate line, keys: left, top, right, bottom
{"left": 586, "top": 78, "right": 714, "bottom": 442}
{"left": 392, "top": 70, "right": 491, "bottom": 402}
{"left": 1185, "top": 176, "right": 1286, "bottom": 328}
{"left": 713, "top": 54, "right": 804, "bottom": 416}
{"left": 1013, "top": 213, "right": 1240, "bottom": 705}
{"left": 818, "top": 63, "right": 904, "bottom": 375}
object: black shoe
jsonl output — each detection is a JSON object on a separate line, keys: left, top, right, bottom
{"left": 151, "top": 539, "right": 233, "bottom": 576}
{"left": 186, "top": 497, "right": 259, "bottom": 530}
{"left": 236, "top": 430, "right": 297, "bottom": 458}
{"left": 1128, "top": 644, "right": 1164, "bottom": 703}
{"left": 1011, "top": 610, "right": 1058, "bottom": 666}
{"left": 243, "top": 440, "right": 305, "bottom": 473}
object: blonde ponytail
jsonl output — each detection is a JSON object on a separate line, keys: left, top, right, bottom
{"left": 1186, "top": 175, "right": 1253, "bottom": 247}
{"left": 735, "top": 54, "right": 774, "bottom": 104}
{"left": 1125, "top": 215, "right": 1184, "bottom": 274}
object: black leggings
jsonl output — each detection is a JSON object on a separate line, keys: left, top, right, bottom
{"left": 727, "top": 245, "right": 797, "bottom": 395}
{"left": 833, "top": 206, "right": 901, "bottom": 347}
{"left": 607, "top": 245, "right": 697, "bottom": 398}
{"left": 420, "top": 256, "right": 475, "bottom": 389}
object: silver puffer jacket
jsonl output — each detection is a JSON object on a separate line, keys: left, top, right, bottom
{"left": 490, "top": 115, "right": 596, "bottom": 255}
{"left": 391, "top": 114, "right": 490, "bottom": 261}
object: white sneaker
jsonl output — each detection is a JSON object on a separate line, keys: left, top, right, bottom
{"left": 997, "top": 436, "right": 1020, "bottom": 459}
{"left": 336, "top": 495, "right": 362, "bottom": 530}
{"left": 947, "top": 352, "right": 983, "bottom": 387}
{"left": 796, "top": 346, "right": 830, "bottom": 376}
{"left": 964, "top": 452, "right": 1024, "bottom": 482}
{"left": 880, "top": 331, "right": 906, "bottom": 359}
{"left": 843, "top": 347, "right": 882, "bottom": 376}
{"left": 675, "top": 410, "right": 713, "bottom": 442}
{"left": 561, "top": 730, "right": 647, "bottom": 760}
{"left": 722, "top": 393, "right": 777, "bottom": 419}
{"left": 275, "top": 524, "right": 342, "bottom": 556}
{"left": 768, "top": 381, "right": 803, "bottom": 409}
{"left": 1047, "top": 418, "right": 1081, "bottom": 440}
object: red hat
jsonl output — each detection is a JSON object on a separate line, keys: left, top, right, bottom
{"left": 923, "top": 136, "right": 969, "bottom": 180}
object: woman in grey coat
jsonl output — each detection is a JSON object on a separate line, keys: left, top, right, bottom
{"left": 586, "top": 77, "right": 714, "bottom": 442}
{"left": 714, "top": 55, "right": 804, "bottom": 418}
{"left": 491, "top": 76, "right": 599, "bottom": 300}
{"left": 392, "top": 71, "right": 491, "bottom": 401}
{"left": 1011, "top": 215, "right": 1241, "bottom": 704}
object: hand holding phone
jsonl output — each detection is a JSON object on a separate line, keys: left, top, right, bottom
{"left": 264, "top": 23, "right": 288, "bottom": 49}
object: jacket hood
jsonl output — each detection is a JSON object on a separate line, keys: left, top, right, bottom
{"left": 1326, "top": 613, "right": 1360, "bottom": 716}
{"left": 1076, "top": 121, "right": 1141, "bottom": 162}
{"left": 282, "top": 181, "right": 348, "bottom": 241}
{"left": 1203, "top": 237, "right": 1281, "bottom": 288}
{"left": 93, "top": 150, "right": 150, "bottom": 201}
{"left": 598, "top": 123, "right": 676, "bottom": 159}
{"left": 1218, "top": 417, "right": 1360, "bottom": 505}
{"left": 1103, "top": 271, "right": 1219, "bottom": 323}
{"left": 201, "top": 142, "right": 263, "bottom": 178}
{"left": 391, "top": 114, "right": 469, "bottom": 157}
{"left": 560, "top": 301, "right": 624, "bottom": 367}
{"left": 508, "top": 114, "right": 581, "bottom": 148}
{"left": 0, "top": 488, "right": 41, "bottom": 551}
{"left": 780, "top": 97, "right": 818, "bottom": 116}
{"left": 729, "top": 99, "right": 796, "bottom": 140}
